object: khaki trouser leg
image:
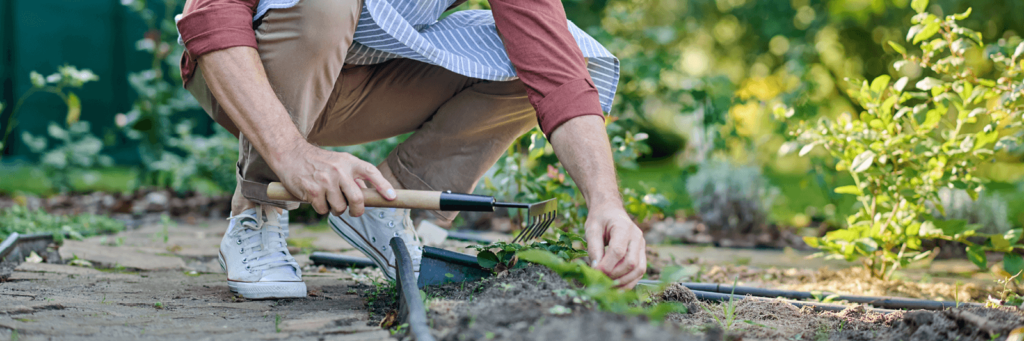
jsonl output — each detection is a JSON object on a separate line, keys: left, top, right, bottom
{"left": 306, "top": 59, "right": 537, "bottom": 221}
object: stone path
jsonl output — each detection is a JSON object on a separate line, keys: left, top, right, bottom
{"left": 0, "top": 220, "right": 392, "bottom": 341}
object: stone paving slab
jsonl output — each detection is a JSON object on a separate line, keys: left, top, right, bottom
{"left": 0, "top": 219, "right": 394, "bottom": 341}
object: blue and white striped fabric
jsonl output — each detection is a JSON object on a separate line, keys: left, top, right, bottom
{"left": 254, "top": 0, "right": 619, "bottom": 113}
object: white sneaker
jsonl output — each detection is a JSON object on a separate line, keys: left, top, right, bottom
{"left": 329, "top": 207, "right": 422, "bottom": 281}
{"left": 218, "top": 207, "right": 306, "bottom": 299}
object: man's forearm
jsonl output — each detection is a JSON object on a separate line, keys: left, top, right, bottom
{"left": 548, "top": 115, "right": 622, "bottom": 210}
{"left": 198, "top": 46, "right": 304, "bottom": 170}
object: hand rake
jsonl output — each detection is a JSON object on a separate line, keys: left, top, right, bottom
{"left": 265, "top": 182, "right": 557, "bottom": 243}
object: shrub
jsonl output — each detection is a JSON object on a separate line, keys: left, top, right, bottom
{"left": 685, "top": 159, "right": 777, "bottom": 234}
{"left": 783, "top": 1, "right": 1024, "bottom": 279}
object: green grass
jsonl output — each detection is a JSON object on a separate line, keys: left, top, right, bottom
{"left": 0, "top": 164, "right": 137, "bottom": 195}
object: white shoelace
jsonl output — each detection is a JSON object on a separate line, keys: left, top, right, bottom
{"left": 226, "top": 209, "right": 299, "bottom": 275}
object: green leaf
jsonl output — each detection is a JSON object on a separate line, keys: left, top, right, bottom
{"left": 953, "top": 7, "right": 971, "bottom": 20}
{"left": 915, "top": 77, "right": 942, "bottom": 91}
{"left": 921, "top": 109, "right": 942, "bottom": 131}
{"left": 933, "top": 219, "right": 968, "bottom": 236}
{"left": 66, "top": 92, "right": 81, "bottom": 126}
{"left": 1004, "top": 254, "right": 1024, "bottom": 279}
{"left": 870, "top": 75, "right": 891, "bottom": 94}
{"left": 477, "top": 250, "right": 499, "bottom": 268}
{"left": 894, "top": 77, "right": 909, "bottom": 92}
{"left": 850, "top": 150, "right": 876, "bottom": 173}
{"left": 803, "top": 236, "right": 820, "bottom": 248}
{"left": 911, "top": 0, "right": 929, "bottom": 13}
{"left": 975, "top": 130, "right": 999, "bottom": 150}
{"left": 888, "top": 41, "right": 906, "bottom": 55}
{"left": 834, "top": 185, "right": 863, "bottom": 196}
{"left": 1014, "top": 42, "right": 1024, "bottom": 61}
{"left": 913, "top": 22, "right": 940, "bottom": 44}
{"left": 1005, "top": 229, "right": 1023, "bottom": 244}
{"left": 991, "top": 234, "right": 1012, "bottom": 252}
{"left": 966, "top": 246, "right": 987, "bottom": 270}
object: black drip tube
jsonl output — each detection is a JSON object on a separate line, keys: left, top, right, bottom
{"left": 391, "top": 237, "right": 436, "bottom": 341}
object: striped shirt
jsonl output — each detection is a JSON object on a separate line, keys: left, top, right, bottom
{"left": 254, "top": 0, "right": 619, "bottom": 114}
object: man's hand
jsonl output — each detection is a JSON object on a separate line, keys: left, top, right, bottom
{"left": 585, "top": 207, "right": 647, "bottom": 288}
{"left": 197, "top": 46, "right": 394, "bottom": 217}
{"left": 548, "top": 115, "right": 647, "bottom": 289}
{"left": 276, "top": 143, "right": 396, "bottom": 217}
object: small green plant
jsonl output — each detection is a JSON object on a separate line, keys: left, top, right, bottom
{"left": 389, "top": 323, "right": 409, "bottom": 335}
{"left": 517, "top": 249, "right": 686, "bottom": 321}
{"left": 274, "top": 314, "right": 281, "bottom": 333}
{"left": 153, "top": 302, "right": 163, "bottom": 309}
{"left": 0, "top": 205, "right": 125, "bottom": 241}
{"left": 783, "top": 2, "right": 1024, "bottom": 279}
{"left": 474, "top": 229, "right": 589, "bottom": 271}
{"left": 701, "top": 279, "right": 740, "bottom": 331}
{"left": 1, "top": 65, "right": 98, "bottom": 164}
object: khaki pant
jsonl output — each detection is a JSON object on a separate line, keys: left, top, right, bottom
{"left": 186, "top": 0, "right": 537, "bottom": 221}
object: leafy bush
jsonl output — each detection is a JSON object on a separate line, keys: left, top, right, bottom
{"left": 933, "top": 188, "right": 1012, "bottom": 235}
{"left": 685, "top": 159, "right": 777, "bottom": 233}
{"left": 22, "top": 121, "right": 113, "bottom": 192}
{"left": 784, "top": 2, "right": 1024, "bottom": 279}
{"left": 146, "top": 121, "right": 239, "bottom": 193}
{"left": 0, "top": 205, "right": 125, "bottom": 241}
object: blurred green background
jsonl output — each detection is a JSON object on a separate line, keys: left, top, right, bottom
{"left": 1, "top": 0, "right": 1022, "bottom": 232}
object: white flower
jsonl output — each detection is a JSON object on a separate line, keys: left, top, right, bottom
{"left": 46, "top": 73, "right": 61, "bottom": 83}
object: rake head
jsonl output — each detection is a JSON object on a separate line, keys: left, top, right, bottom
{"left": 509, "top": 198, "right": 557, "bottom": 244}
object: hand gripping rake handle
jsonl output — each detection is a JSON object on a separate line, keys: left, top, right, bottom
{"left": 266, "top": 182, "right": 501, "bottom": 212}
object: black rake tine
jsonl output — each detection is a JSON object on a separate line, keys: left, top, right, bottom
{"left": 526, "top": 212, "right": 554, "bottom": 241}
{"left": 511, "top": 216, "right": 533, "bottom": 244}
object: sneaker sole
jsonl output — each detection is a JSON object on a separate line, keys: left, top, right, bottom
{"left": 328, "top": 215, "right": 400, "bottom": 281}
{"left": 217, "top": 252, "right": 307, "bottom": 299}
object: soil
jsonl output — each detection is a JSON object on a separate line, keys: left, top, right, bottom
{"left": 360, "top": 265, "right": 1024, "bottom": 341}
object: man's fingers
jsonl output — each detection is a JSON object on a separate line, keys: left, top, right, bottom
{"left": 339, "top": 177, "right": 365, "bottom": 217}
{"left": 355, "top": 163, "right": 396, "bottom": 201}
{"left": 325, "top": 186, "right": 347, "bottom": 216}
{"left": 306, "top": 187, "right": 329, "bottom": 215}
{"left": 615, "top": 242, "right": 646, "bottom": 289}
{"left": 597, "top": 227, "right": 629, "bottom": 274}
{"left": 584, "top": 222, "right": 605, "bottom": 268}
{"left": 605, "top": 239, "right": 637, "bottom": 279}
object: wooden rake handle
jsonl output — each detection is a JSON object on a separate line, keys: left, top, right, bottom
{"left": 266, "top": 182, "right": 443, "bottom": 210}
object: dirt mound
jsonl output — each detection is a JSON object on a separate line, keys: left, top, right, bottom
{"left": 832, "top": 307, "right": 1024, "bottom": 341}
{"left": 425, "top": 265, "right": 702, "bottom": 341}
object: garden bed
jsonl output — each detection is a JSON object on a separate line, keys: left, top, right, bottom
{"left": 364, "top": 265, "right": 1024, "bottom": 340}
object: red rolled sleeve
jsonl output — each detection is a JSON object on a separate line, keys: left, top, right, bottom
{"left": 489, "top": 0, "right": 605, "bottom": 136}
{"left": 176, "top": 0, "right": 259, "bottom": 86}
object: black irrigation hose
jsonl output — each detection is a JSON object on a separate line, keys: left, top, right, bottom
{"left": 689, "top": 289, "right": 897, "bottom": 314}
{"left": 682, "top": 282, "right": 983, "bottom": 310}
{"left": 391, "top": 237, "right": 436, "bottom": 341}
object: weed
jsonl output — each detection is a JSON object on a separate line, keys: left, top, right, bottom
{"left": 153, "top": 302, "right": 163, "bottom": 309}
{"left": 275, "top": 314, "right": 281, "bottom": 333}
{"left": 499, "top": 283, "right": 513, "bottom": 293}
{"left": 11, "top": 329, "right": 18, "bottom": 341}
{"left": 517, "top": 249, "right": 686, "bottom": 321}
{"left": 389, "top": 323, "right": 409, "bottom": 335}
{"left": 701, "top": 278, "right": 740, "bottom": 331}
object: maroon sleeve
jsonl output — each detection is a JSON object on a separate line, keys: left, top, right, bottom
{"left": 488, "top": 0, "right": 605, "bottom": 136}
{"left": 176, "top": 0, "right": 260, "bottom": 86}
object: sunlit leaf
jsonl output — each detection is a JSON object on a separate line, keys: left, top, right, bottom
{"left": 66, "top": 92, "right": 81, "bottom": 126}
{"left": 850, "top": 151, "right": 876, "bottom": 173}
{"left": 888, "top": 41, "right": 906, "bottom": 55}
{"left": 966, "top": 246, "right": 987, "bottom": 270}
{"left": 911, "top": 0, "right": 929, "bottom": 14}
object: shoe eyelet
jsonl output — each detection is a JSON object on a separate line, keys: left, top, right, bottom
{"left": 383, "top": 245, "right": 387, "bottom": 251}
{"left": 372, "top": 236, "right": 376, "bottom": 242}
{"left": 245, "top": 265, "right": 250, "bottom": 270}
{"left": 239, "top": 248, "right": 245, "bottom": 254}
{"left": 394, "top": 232, "right": 400, "bottom": 237}
{"left": 388, "top": 221, "right": 395, "bottom": 227}
{"left": 378, "top": 212, "right": 385, "bottom": 218}
{"left": 236, "top": 239, "right": 242, "bottom": 245}
{"left": 241, "top": 258, "right": 247, "bottom": 264}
